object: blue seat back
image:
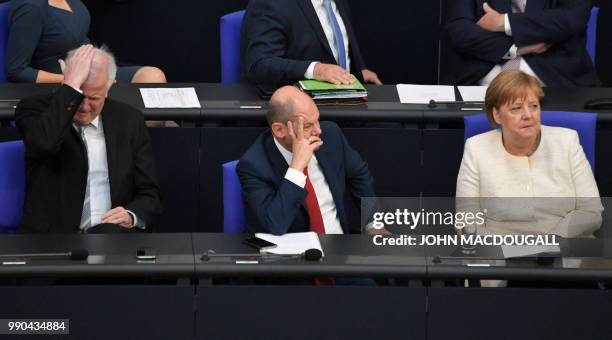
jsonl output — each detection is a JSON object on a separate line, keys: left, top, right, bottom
{"left": 0, "top": 140, "right": 25, "bottom": 232}
{"left": 0, "top": 2, "right": 11, "bottom": 83}
{"left": 220, "top": 10, "right": 246, "bottom": 84}
{"left": 222, "top": 160, "right": 246, "bottom": 233}
{"left": 464, "top": 111, "right": 597, "bottom": 172}
{"left": 586, "top": 6, "right": 599, "bottom": 64}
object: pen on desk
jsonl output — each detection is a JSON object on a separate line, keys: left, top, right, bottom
{"left": 239, "top": 105, "right": 263, "bottom": 109}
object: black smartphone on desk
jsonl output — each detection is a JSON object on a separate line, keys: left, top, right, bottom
{"left": 242, "top": 237, "right": 277, "bottom": 251}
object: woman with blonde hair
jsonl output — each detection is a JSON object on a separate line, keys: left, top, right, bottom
{"left": 456, "top": 70, "right": 602, "bottom": 238}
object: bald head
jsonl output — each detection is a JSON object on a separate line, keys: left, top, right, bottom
{"left": 267, "top": 86, "right": 322, "bottom": 151}
{"left": 266, "top": 86, "right": 317, "bottom": 125}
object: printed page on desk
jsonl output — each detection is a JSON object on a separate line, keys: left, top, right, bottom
{"left": 255, "top": 232, "right": 324, "bottom": 256}
{"left": 396, "top": 84, "right": 455, "bottom": 104}
{"left": 458, "top": 86, "right": 488, "bottom": 102}
{"left": 139, "top": 88, "right": 201, "bottom": 108}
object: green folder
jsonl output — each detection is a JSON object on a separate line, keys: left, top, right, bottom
{"left": 298, "top": 76, "right": 366, "bottom": 92}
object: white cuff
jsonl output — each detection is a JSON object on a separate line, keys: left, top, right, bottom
{"left": 126, "top": 210, "right": 146, "bottom": 229}
{"left": 503, "top": 45, "right": 518, "bottom": 59}
{"left": 504, "top": 14, "right": 512, "bottom": 36}
{"left": 67, "top": 84, "right": 83, "bottom": 94}
{"left": 285, "top": 167, "right": 306, "bottom": 188}
{"left": 305, "top": 62, "right": 318, "bottom": 80}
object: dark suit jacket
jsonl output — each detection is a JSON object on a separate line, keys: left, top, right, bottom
{"left": 15, "top": 85, "right": 162, "bottom": 233}
{"left": 241, "top": 0, "right": 367, "bottom": 86}
{"left": 444, "top": 0, "right": 600, "bottom": 87}
{"left": 237, "top": 121, "right": 375, "bottom": 235}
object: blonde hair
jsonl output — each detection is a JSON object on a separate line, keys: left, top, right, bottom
{"left": 484, "top": 70, "right": 544, "bottom": 126}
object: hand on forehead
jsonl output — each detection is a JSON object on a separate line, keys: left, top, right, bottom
{"left": 84, "top": 53, "right": 109, "bottom": 86}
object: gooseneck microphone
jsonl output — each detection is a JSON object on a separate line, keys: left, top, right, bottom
{"left": 0, "top": 249, "right": 89, "bottom": 261}
{"left": 200, "top": 248, "right": 323, "bottom": 262}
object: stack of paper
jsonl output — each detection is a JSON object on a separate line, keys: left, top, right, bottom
{"left": 255, "top": 232, "right": 324, "bottom": 256}
{"left": 396, "top": 84, "right": 455, "bottom": 104}
{"left": 139, "top": 88, "right": 201, "bottom": 108}
{"left": 298, "top": 76, "right": 368, "bottom": 101}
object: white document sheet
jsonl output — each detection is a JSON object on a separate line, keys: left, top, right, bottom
{"left": 396, "top": 84, "right": 455, "bottom": 104}
{"left": 457, "top": 86, "right": 488, "bottom": 102}
{"left": 139, "top": 88, "right": 201, "bottom": 108}
{"left": 501, "top": 245, "right": 561, "bottom": 259}
{"left": 255, "top": 232, "right": 324, "bottom": 256}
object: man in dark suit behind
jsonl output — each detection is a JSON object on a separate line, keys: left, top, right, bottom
{"left": 237, "top": 86, "right": 388, "bottom": 235}
{"left": 445, "top": 0, "right": 599, "bottom": 87}
{"left": 15, "top": 45, "right": 161, "bottom": 233}
{"left": 241, "top": 0, "right": 381, "bottom": 87}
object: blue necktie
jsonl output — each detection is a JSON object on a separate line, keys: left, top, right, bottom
{"left": 324, "top": 0, "right": 347, "bottom": 70}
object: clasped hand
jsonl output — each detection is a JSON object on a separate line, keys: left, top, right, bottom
{"left": 477, "top": 3, "right": 551, "bottom": 56}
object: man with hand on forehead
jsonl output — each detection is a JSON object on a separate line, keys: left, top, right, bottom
{"left": 15, "top": 45, "right": 161, "bottom": 233}
{"left": 237, "top": 86, "right": 385, "bottom": 235}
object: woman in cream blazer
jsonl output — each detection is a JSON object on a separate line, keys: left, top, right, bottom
{"left": 456, "top": 71, "right": 603, "bottom": 238}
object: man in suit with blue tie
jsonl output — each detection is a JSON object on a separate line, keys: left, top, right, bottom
{"left": 237, "top": 86, "right": 385, "bottom": 235}
{"left": 241, "top": 0, "right": 381, "bottom": 87}
{"left": 445, "top": 0, "right": 600, "bottom": 87}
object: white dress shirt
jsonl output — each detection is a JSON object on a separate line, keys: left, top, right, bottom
{"left": 74, "top": 116, "right": 142, "bottom": 230}
{"left": 274, "top": 138, "right": 344, "bottom": 234}
{"left": 456, "top": 126, "right": 603, "bottom": 237}
{"left": 75, "top": 117, "right": 111, "bottom": 228}
{"left": 479, "top": 0, "right": 545, "bottom": 86}
{"left": 304, "top": 0, "right": 352, "bottom": 79}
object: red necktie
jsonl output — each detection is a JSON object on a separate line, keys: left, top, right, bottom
{"left": 303, "top": 167, "right": 325, "bottom": 234}
{"left": 303, "top": 167, "right": 335, "bottom": 285}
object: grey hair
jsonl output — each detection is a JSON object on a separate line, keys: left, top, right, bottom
{"left": 65, "top": 45, "right": 117, "bottom": 90}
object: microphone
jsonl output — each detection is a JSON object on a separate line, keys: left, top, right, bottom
{"left": 303, "top": 248, "right": 323, "bottom": 261}
{"left": 0, "top": 249, "right": 89, "bottom": 261}
{"left": 200, "top": 248, "right": 323, "bottom": 262}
